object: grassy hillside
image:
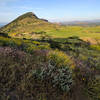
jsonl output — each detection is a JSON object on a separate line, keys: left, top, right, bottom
{"left": 47, "top": 26, "right": 100, "bottom": 42}
{"left": 0, "top": 12, "right": 58, "bottom": 35}
{"left": 0, "top": 12, "right": 100, "bottom": 44}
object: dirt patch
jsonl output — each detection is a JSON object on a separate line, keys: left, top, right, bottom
{"left": 81, "top": 37, "right": 100, "bottom": 44}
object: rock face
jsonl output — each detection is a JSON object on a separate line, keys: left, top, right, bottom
{"left": 0, "top": 12, "right": 51, "bottom": 34}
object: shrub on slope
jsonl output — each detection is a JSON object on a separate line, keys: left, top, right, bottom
{"left": 0, "top": 47, "right": 73, "bottom": 100}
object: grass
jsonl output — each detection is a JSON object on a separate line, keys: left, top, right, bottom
{"left": 47, "top": 26, "right": 100, "bottom": 40}
{"left": 8, "top": 25, "right": 100, "bottom": 43}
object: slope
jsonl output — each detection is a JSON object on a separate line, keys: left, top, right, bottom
{"left": 0, "top": 12, "right": 58, "bottom": 37}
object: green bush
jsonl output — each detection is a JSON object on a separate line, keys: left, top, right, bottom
{"left": 49, "top": 40, "right": 61, "bottom": 49}
{"left": 33, "top": 63, "right": 73, "bottom": 92}
{"left": 0, "top": 32, "right": 10, "bottom": 38}
{"left": 85, "top": 79, "right": 100, "bottom": 100}
{"left": 0, "top": 36, "right": 50, "bottom": 54}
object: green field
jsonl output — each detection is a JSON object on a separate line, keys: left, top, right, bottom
{"left": 7, "top": 25, "right": 100, "bottom": 44}
{"left": 46, "top": 26, "right": 100, "bottom": 40}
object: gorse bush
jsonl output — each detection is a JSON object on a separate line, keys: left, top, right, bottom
{"left": 32, "top": 41, "right": 40, "bottom": 45}
{"left": 47, "top": 50, "right": 75, "bottom": 69}
{"left": 91, "top": 45, "right": 100, "bottom": 51}
{"left": 0, "top": 36, "right": 50, "bottom": 53}
{"left": 33, "top": 63, "right": 73, "bottom": 92}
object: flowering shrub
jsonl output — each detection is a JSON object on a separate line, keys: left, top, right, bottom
{"left": 32, "top": 41, "right": 40, "bottom": 45}
{"left": 0, "top": 47, "right": 73, "bottom": 99}
{"left": 0, "top": 36, "right": 50, "bottom": 54}
{"left": 47, "top": 50, "right": 75, "bottom": 69}
{"left": 91, "top": 45, "right": 100, "bottom": 51}
{"left": 33, "top": 63, "right": 73, "bottom": 92}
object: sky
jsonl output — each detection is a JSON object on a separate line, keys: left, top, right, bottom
{"left": 0, "top": 0, "right": 100, "bottom": 23}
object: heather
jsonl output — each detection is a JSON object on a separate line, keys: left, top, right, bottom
{"left": 0, "top": 34, "right": 100, "bottom": 100}
{"left": 0, "top": 12, "right": 100, "bottom": 100}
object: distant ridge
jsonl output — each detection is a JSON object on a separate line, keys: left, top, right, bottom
{"left": 0, "top": 23, "right": 6, "bottom": 27}
{"left": 0, "top": 12, "right": 55, "bottom": 35}
{"left": 60, "top": 19, "right": 100, "bottom": 26}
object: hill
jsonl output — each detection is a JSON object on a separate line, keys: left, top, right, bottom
{"left": 0, "top": 12, "right": 100, "bottom": 43}
{"left": 0, "top": 12, "right": 58, "bottom": 37}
